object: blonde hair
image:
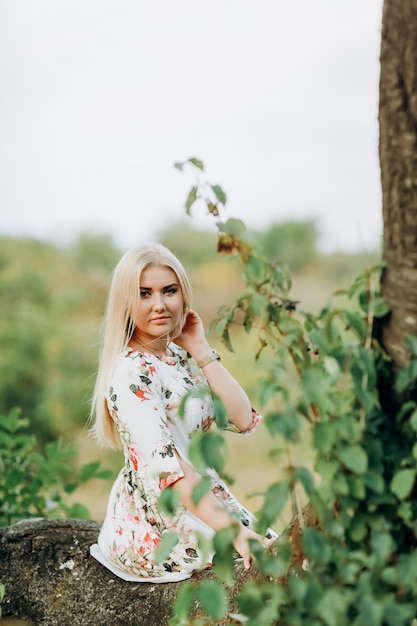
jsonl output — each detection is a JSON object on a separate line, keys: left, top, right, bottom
{"left": 89, "top": 242, "right": 192, "bottom": 448}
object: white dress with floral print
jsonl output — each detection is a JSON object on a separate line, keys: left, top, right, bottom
{"left": 90, "top": 344, "right": 267, "bottom": 583}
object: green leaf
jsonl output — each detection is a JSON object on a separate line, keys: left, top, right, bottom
{"left": 390, "top": 468, "right": 415, "bottom": 500}
{"left": 395, "top": 358, "right": 417, "bottom": 394}
{"left": 409, "top": 408, "right": 417, "bottom": 431}
{"left": 258, "top": 377, "right": 288, "bottom": 406}
{"left": 212, "top": 525, "right": 238, "bottom": 585}
{"left": 170, "top": 580, "right": 196, "bottom": 623}
{"left": 357, "top": 592, "right": 384, "bottom": 626}
{"left": 266, "top": 302, "right": 281, "bottom": 324}
{"left": 362, "top": 470, "right": 384, "bottom": 494}
{"left": 173, "top": 161, "right": 184, "bottom": 171}
{"left": 294, "top": 466, "right": 315, "bottom": 496}
{"left": 370, "top": 531, "right": 394, "bottom": 565}
{"left": 188, "top": 157, "right": 204, "bottom": 170}
{"left": 66, "top": 502, "right": 90, "bottom": 519}
{"left": 188, "top": 431, "right": 227, "bottom": 475}
{"left": 237, "top": 583, "right": 264, "bottom": 617}
{"left": 349, "top": 514, "right": 367, "bottom": 542}
{"left": 197, "top": 580, "right": 228, "bottom": 620}
{"left": 405, "top": 334, "right": 417, "bottom": 356}
{"left": 218, "top": 217, "right": 246, "bottom": 237}
{"left": 335, "top": 415, "right": 362, "bottom": 445}
{"left": 212, "top": 395, "right": 228, "bottom": 429}
{"left": 315, "top": 457, "right": 338, "bottom": 481}
{"left": 222, "top": 326, "right": 234, "bottom": 353}
{"left": 343, "top": 310, "right": 367, "bottom": 339}
{"left": 191, "top": 475, "right": 212, "bottom": 506}
{"left": 0, "top": 581, "right": 5, "bottom": 603}
{"left": 397, "top": 551, "right": 417, "bottom": 590}
{"left": 384, "top": 602, "right": 416, "bottom": 626}
{"left": 185, "top": 186, "right": 198, "bottom": 214}
{"left": 248, "top": 293, "right": 266, "bottom": 319}
{"left": 211, "top": 184, "right": 227, "bottom": 205}
{"left": 339, "top": 445, "right": 368, "bottom": 474}
{"left": 397, "top": 500, "right": 413, "bottom": 521}
{"left": 264, "top": 409, "right": 301, "bottom": 442}
{"left": 316, "top": 589, "right": 350, "bottom": 626}
{"left": 380, "top": 566, "right": 398, "bottom": 587}
{"left": 347, "top": 475, "right": 366, "bottom": 499}
{"left": 313, "top": 422, "right": 336, "bottom": 454}
{"left": 244, "top": 255, "right": 267, "bottom": 284}
{"left": 261, "top": 481, "right": 290, "bottom": 526}
{"left": 301, "top": 526, "right": 330, "bottom": 565}
{"left": 288, "top": 574, "right": 309, "bottom": 602}
{"left": 80, "top": 461, "right": 101, "bottom": 482}
{"left": 154, "top": 531, "right": 179, "bottom": 563}
{"left": 158, "top": 487, "right": 180, "bottom": 515}
{"left": 372, "top": 295, "right": 390, "bottom": 318}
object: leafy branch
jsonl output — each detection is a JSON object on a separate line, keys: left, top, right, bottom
{"left": 170, "top": 158, "right": 417, "bottom": 626}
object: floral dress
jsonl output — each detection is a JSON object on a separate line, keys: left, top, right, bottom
{"left": 90, "top": 344, "right": 268, "bottom": 583}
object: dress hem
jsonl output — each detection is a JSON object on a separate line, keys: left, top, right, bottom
{"left": 89, "top": 543, "right": 193, "bottom": 583}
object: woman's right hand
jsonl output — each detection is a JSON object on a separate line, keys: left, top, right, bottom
{"left": 233, "top": 526, "right": 276, "bottom": 570}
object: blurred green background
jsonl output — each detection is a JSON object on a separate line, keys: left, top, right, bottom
{"left": 0, "top": 219, "right": 379, "bottom": 531}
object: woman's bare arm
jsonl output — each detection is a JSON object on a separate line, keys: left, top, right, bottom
{"left": 171, "top": 454, "right": 270, "bottom": 569}
{"left": 175, "top": 310, "right": 253, "bottom": 432}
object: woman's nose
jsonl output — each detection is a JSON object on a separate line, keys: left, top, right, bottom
{"left": 152, "top": 294, "right": 166, "bottom": 311}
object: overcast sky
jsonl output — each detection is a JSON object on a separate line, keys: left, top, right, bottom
{"left": 0, "top": 0, "right": 384, "bottom": 254}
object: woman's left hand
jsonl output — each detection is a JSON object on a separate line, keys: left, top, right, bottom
{"left": 175, "top": 309, "right": 210, "bottom": 355}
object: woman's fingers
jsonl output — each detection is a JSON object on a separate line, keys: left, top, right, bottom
{"left": 234, "top": 530, "right": 279, "bottom": 570}
{"left": 264, "top": 536, "right": 278, "bottom": 549}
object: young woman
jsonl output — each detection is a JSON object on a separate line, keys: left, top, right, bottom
{"left": 89, "top": 242, "right": 276, "bottom": 582}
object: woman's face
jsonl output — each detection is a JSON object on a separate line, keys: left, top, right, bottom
{"left": 133, "top": 264, "right": 184, "bottom": 344}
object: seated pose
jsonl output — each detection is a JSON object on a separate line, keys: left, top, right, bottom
{"left": 89, "top": 242, "right": 276, "bottom": 582}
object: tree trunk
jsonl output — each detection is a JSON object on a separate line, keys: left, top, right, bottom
{"left": 379, "top": 0, "right": 417, "bottom": 370}
{"left": 0, "top": 518, "right": 225, "bottom": 626}
{"left": 0, "top": 513, "right": 313, "bottom": 625}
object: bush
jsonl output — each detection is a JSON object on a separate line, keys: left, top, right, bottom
{"left": 168, "top": 158, "right": 417, "bottom": 626}
{"left": 0, "top": 407, "right": 112, "bottom": 527}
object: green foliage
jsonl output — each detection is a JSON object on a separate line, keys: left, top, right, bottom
{"left": 171, "top": 159, "right": 417, "bottom": 626}
{"left": 0, "top": 234, "right": 120, "bottom": 443}
{"left": 198, "top": 579, "right": 228, "bottom": 619}
{"left": 0, "top": 407, "right": 112, "bottom": 526}
{"left": 250, "top": 219, "right": 319, "bottom": 272}
{"left": 158, "top": 221, "right": 218, "bottom": 267}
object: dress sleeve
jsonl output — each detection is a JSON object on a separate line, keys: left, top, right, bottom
{"left": 108, "top": 355, "right": 184, "bottom": 494}
{"left": 220, "top": 408, "right": 262, "bottom": 435}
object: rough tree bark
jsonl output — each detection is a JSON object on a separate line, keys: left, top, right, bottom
{"left": 0, "top": 518, "right": 243, "bottom": 626}
{"left": 0, "top": 512, "right": 314, "bottom": 625}
{"left": 379, "top": 0, "right": 417, "bottom": 370}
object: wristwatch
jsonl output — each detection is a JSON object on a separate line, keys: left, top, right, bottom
{"left": 197, "top": 349, "right": 221, "bottom": 369}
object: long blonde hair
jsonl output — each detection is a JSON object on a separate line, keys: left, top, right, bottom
{"left": 89, "top": 242, "right": 192, "bottom": 448}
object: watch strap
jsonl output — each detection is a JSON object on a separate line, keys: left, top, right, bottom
{"left": 197, "top": 349, "right": 221, "bottom": 369}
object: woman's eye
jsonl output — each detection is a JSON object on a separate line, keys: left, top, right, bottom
{"left": 164, "top": 287, "right": 178, "bottom": 295}
{"left": 140, "top": 291, "right": 150, "bottom": 298}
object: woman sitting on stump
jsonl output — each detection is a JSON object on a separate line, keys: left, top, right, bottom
{"left": 89, "top": 242, "right": 276, "bottom": 582}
